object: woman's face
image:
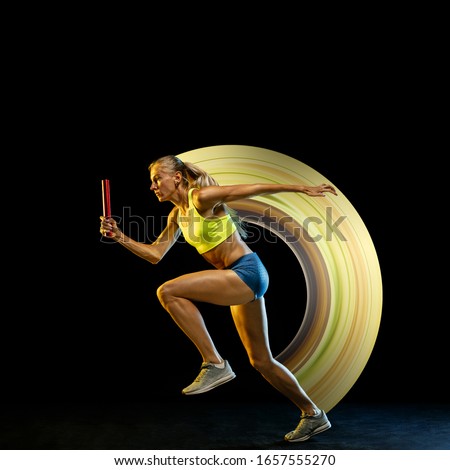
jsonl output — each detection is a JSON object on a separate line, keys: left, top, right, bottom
{"left": 150, "top": 164, "right": 179, "bottom": 202}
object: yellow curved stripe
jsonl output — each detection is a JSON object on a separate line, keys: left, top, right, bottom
{"left": 178, "top": 145, "right": 383, "bottom": 412}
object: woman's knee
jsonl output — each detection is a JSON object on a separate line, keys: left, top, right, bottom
{"left": 248, "top": 354, "right": 273, "bottom": 373}
{"left": 156, "top": 280, "right": 177, "bottom": 305}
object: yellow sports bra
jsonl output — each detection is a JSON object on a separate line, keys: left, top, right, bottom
{"left": 178, "top": 188, "right": 237, "bottom": 254}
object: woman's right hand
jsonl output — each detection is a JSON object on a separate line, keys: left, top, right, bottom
{"left": 100, "top": 216, "right": 119, "bottom": 238}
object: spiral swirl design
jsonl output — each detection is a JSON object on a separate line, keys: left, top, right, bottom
{"left": 178, "top": 145, "right": 383, "bottom": 411}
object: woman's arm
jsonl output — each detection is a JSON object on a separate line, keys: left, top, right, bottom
{"left": 100, "top": 207, "right": 181, "bottom": 264}
{"left": 194, "top": 183, "right": 337, "bottom": 211}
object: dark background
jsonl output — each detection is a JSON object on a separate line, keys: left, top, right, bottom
{"left": 3, "top": 26, "right": 445, "bottom": 406}
{"left": 7, "top": 115, "right": 446, "bottom": 409}
{"left": 2, "top": 14, "right": 447, "bottom": 454}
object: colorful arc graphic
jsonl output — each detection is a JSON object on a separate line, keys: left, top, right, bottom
{"left": 178, "top": 145, "right": 383, "bottom": 412}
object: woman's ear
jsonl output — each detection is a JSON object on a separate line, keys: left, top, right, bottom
{"left": 174, "top": 171, "right": 182, "bottom": 188}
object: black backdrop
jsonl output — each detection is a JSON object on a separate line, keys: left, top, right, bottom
{"left": 7, "top": 121, "right": 446, "bottom": 408}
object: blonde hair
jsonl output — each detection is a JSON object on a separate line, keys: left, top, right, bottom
{"left": 149, "top": 155, "right": 248, "bottom": 239}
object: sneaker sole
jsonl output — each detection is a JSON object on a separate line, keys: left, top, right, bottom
{"left": 182, "top": 372, "right": 236, "bottom": 395}
{"left": 285, "top": 422, "right": 331, "bottom": 443}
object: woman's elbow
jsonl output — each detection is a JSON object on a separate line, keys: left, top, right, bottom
{"left": 146, "top": 248, "right": 165, "bottom": 264}
{"left": 145, "top": 253, "right": 162, "bottom": 264}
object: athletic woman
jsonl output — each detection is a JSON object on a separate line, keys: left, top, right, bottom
{"left": 100, "top": 154, "right": 337, "bottom": 442}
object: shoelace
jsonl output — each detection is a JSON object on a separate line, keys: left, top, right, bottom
{"left": 293, "top": 413, "right": 319, "bottom": 430}
{"left": 194, "top": 364, "right": 213, "bottom": 382}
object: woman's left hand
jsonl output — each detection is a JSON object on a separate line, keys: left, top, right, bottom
{"left": 303, "top": 184, "right": 337, "bottom": 197}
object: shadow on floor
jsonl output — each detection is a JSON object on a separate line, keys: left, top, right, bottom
{"left": 1, "top": 400, "right": 449, "bottom": 450}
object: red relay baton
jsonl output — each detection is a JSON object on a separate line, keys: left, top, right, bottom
{"left": 101, "top": 179, "right": 112, "bottom": 236}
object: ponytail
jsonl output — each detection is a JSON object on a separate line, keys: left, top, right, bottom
{"left": 183, "top": 161, "right": 219, "bottom": 188}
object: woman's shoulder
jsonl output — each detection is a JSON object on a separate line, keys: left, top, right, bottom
{"left": 188, "top": 186, "right": 200, "bottom": 206}
{"left": 188, "top": 187, "right": 199, "bottom": 196}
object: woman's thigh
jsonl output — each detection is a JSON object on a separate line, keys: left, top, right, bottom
{"left": 161, "top": 269, "right": 255, "bottom": 306}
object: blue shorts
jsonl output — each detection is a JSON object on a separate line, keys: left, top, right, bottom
{"left": 226, "top": 252, "right": 269, "bottom": 300}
